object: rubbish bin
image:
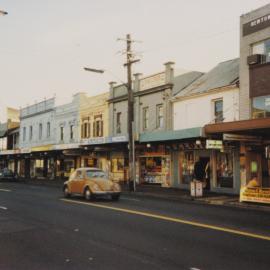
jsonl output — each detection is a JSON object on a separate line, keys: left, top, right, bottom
{"left": 190, "top": 180, "right": 203, "bottom": 197}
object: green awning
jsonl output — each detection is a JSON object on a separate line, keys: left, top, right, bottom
{"left": 139, "top": 127, "right": 203, "bottom": 142}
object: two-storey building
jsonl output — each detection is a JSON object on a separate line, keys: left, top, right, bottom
{"left": 108, "top": 62, "right": 203, "bottom": 186}
{"left": 172, "top": 58, "right": 239, "bottom": 193}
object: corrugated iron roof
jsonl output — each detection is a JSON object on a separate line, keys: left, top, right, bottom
{"left": 175, "top": 58, "right": 239, "bottom": 98}
{"left": 172, "top": 71, "right": 204, "bottom": 96}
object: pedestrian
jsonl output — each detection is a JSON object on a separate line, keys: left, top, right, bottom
{"left": 194, "top": 157, "right": 204, "bottom": 181}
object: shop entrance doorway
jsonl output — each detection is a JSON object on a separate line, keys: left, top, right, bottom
{"left": 200, "top": 157, "right": 210, "bottom": 190}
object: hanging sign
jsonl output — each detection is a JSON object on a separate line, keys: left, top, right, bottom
{"left": 206, "top": 140, "right": 223, "bottom": 149}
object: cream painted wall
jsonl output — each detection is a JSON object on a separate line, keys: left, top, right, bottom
{"left": 173, "top": 87, "right": 239, "bottom": 130}
{"left": 80, "top": 92, "right": 109, "bottom": 138}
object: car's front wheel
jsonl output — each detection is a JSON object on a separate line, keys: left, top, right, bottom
{"left": 63, "top": 185, "right": 70, "bottom": 198}
{"left": 84, "top": 188, "right": 93, "bottom": 201}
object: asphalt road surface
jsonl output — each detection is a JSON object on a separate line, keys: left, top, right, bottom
{"left": 0, "top": 181, "right": 270, "bottom": 270}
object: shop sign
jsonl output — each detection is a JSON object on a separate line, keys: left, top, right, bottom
{"left": 81, "top": 137, "right": 106, "bottom": 145}
{"left": 243, "top": 13, "right": 270, "bottom": 36}
{"left": 31, "top": 145, "right": 53, "bottom": 152}
{"left": 20, "top": 148, "right": 31, "bottom": 154}
{"left": 53, "top": 144, "right": 80, "bottom": 150}
{"left": 110, "top": 136, "right": 128, "bottom": 143}
{"left": 240, "top": 186, "right": 270, "bottom": 204}
{"left": 223, "top": 133, "right": 261, "bottom": 142}
{"left": 206, "top": 140, "right": 223, "bottom": 149}
{"left": 0, "top": 149, "right": 20, "bottom": 155}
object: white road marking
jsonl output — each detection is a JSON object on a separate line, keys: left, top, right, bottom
{"left": 0, "top": 206, "right": 8, "bottom": 210}
{"left": 0, "top": 188, "right": 11, "bottom": 192}
{"left": 190, "top": 268, "right": 201, "bottom": 270}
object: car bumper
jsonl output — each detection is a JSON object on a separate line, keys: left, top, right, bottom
{"left": 92, "top": 191, "right": 121, "bottom": 196}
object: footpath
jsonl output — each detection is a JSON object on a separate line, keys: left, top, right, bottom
{"left": 21, "top": 178, "right": 270, "bottom": 213}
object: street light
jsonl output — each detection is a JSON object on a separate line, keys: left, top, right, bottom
{"left": 0, "top": 10, "right": 8, "bottom": 15}
{"left": 83, "top": 66, "right": 136, "bottom": 192}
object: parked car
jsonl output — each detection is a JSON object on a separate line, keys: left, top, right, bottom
{"left": 0, "top": 168, "right": 18, "bottom": 181}
{"left": 63, "top": 167, "right": 121, "bottom": 201}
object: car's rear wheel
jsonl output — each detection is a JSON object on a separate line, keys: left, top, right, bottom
{"left": 63, "top": 185, "right": 70, "bottom": 198}
{"left": 84, "top": 187, "right": 93, "bottom": 201}
{"left": 111, "top": 194, "right": 120, "bottom": 201}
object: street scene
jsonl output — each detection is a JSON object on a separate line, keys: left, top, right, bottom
{"left": 0, "top": 181, "right": 270, "bottom": 270}
{"left": 1, "top": 0, "right": 270, "bottom": 269}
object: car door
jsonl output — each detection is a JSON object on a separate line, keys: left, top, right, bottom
{"left": 72, "top": 170, "right": 85, "bottom": 194}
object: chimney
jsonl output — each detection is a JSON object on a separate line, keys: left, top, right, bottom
{"left": 133, "top": 73, "right": 142, "bottom": 92}
{"left": 164, "top": 61, "right": 175, "bottom": 84}
{"left": 109, "top": 81, "right": 117, "bottom": 99}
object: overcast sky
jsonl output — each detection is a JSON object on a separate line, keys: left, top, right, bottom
{"left": 0, "top": 0, "right": 269, "bottom": 121}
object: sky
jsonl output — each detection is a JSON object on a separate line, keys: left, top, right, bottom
{"left": 0, "top": 0, "right": 270, "bottom": 121}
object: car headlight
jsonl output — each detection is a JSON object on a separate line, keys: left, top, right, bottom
{"left": 92, "top": 183, "right": 100, "bottom": 191}
{"left": 113, "top": 183, "right": 120, "bottom": 191}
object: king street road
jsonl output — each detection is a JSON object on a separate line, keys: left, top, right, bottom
{"left": 0, "top": 181, "right": 270, "bottom": 270}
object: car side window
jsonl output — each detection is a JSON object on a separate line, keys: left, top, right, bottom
{"left": 76, "top": 170, "right": 84, "bottom": 180}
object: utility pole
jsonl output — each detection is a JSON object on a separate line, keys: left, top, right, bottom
{"left": 118, "top": 34, "right": 140, "bottom": 191}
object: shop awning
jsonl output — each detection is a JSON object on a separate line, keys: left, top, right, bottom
{"left": 139, "top": 127, "right": 203, "bottom": 143}
{"left": 205, "top": 118, "right": 270, "bottom": 135}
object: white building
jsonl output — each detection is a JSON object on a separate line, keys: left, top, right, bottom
{"left": 173, "top": 58, "right": 240, "bottom": 130}
{"left": 171, "top": 58, "right": 240, "bottom": 194}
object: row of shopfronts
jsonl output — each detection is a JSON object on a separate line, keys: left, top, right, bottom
{"left": 1, "top": 122, "right": 270, "bottom": 205}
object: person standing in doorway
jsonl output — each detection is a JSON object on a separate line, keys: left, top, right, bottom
{"left": 194, "top": 157, "right": 204, "bottom": 181}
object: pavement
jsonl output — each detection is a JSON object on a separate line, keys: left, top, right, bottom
{"left": 16, "top": 178, "right": 270, "bottom": 213}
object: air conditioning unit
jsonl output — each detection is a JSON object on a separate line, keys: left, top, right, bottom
{"left": 247, "top": 54, "right": 265, "bottom": 65}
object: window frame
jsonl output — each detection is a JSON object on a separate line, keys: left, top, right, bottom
{"left": 142, "top": 107, "right": 149, "bottom": 130}
{"left": 156, "top": 104, "right": 164, "bottom": 129}
{"left": 213, "top": 99, "right": 224, "bottom": 123}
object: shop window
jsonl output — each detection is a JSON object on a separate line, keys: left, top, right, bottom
{"left": 216, "top": 152, "right": 234, "bottom": 188}
{"left": 93, "top": 115, "right": 103, "bottom": 137}
{"left": 180, "top": 151, "right": 194, "bottom": 184}
{"left": 156, "top": 104, "right": 164, "bottom": 128}
{"left": 143, "top": 107, "right": 149, "bottom": 130}
{"left": 252, "top": 95, "right": 270, "bottom": 118}
{"left": 252, "top": 38, "right": 270, "bottom": 63}
{"left": 213, "top": 99, "right": 223, "bottom": 123}
{"left": 140, "top": 156, "right": 170, "bottom": 185}
{"left": 111, "top": 158, "right": 125, "bottom": 173}
{"left": 116, "top": 112, "right": 121, "bottom": 134}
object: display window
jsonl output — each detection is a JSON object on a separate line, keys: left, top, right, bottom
{"left": 111, "top": 158, "right": 125, "bottom": 173}
{"left": 216, "top": 152, "right": 233, "bottom": 188}
{"left": 180, "top": 151, "right": 194, "bottom": 184}
{"left": 140, "top": 156, "right": 170, "bottom": 185}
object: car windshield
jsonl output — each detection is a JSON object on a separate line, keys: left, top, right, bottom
{"left": 86, "top": 170, "right": 107, "bottom": 179}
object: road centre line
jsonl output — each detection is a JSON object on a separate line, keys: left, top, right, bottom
{"left": 0, "top": 188, "right": 11, "bottom": 192}
{"left": 61, "top": 198, "right": 270, "bottom": 242}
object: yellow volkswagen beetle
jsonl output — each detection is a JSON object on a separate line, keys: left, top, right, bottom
{"left": 63, "top": 167, "right": 121, "bottom": 201}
